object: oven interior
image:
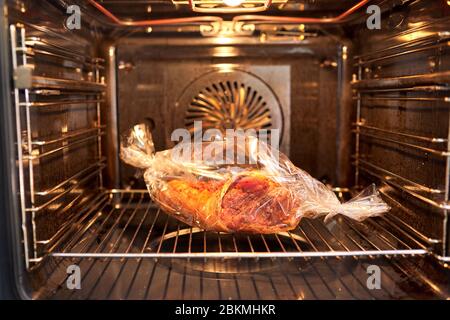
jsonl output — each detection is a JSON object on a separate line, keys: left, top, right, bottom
{"left": 2, "top": 0, "right": 450, "bottom": 299}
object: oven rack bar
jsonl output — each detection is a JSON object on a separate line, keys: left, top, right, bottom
{"left": 355, "top": 123, "right": 447, "bottom": 144}
{"left": 21, "top": 46, "right": 104, "bottom": 71}
{"left": 16, "top": 19, "right": 101, "bottom": 56}
{"left": 26, "top": 170, "right": 107, "bottom": 265}
{"left": 24, "top": 37, "right": 104, "bottom": 63}
{"left": 357, "top": 131, "right": 450, "bottom": 157}
{"left": 29, "top": 125, "right": 106, "bottom": 146}
{"left": 351, "top": 71, "right": 450, "bottom": 90}
{"left": 359, "top": 131, "right": 449, "bottom": 157}
{"left": 33, "top": 159, "right": 106, "bottom": 197}
{"left": 354, "top": 30, "right": 450, "bottom": 64}
{"left": 355, "top": 85, "right": 450, "bottom": 93}
{"left": 25, "top": 160, "right": 106, "bottom": 213}
{"left": 19, "top": 99, "right": 105, "bottom": 108}
{"left": 37, "top": 192, "right": 109, "bottom": 247}
{"left": 30, "top": 89, "right": 103, "bottom": 96}
{"left": 29, "top": 75, "right": 106, "bottom": 91}
{"left": 356, "top": 162, "right": 450, "bottom": 211}
{"left": 357, "top": 158, "right": 443, "bottom": 195}
{"left": 378, "top": 190, "right": 441, "bottom": 245}
{"left": 52, "top": 250, "right": 428, "bottom": 259}
{"left": 355, "top": 95, "right": 450, "bottom": 103}
{"left": 354, "top": 38, "right": 450, "bottom": 67}
{"left": 49, "top": 190, "right": 430, "bottom": 260}
{"left": 23, "top": 131, "right": 105, "bottom": 161}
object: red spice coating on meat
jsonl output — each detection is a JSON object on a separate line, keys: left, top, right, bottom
{"left": 220, "top": 174, "right": 299, "bottom": 233}
{"left": 154, "top": 172, "right": 300, "bottom": 233}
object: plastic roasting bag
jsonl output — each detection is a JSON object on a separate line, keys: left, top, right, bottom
{"left": 120, "top": 123, "right": 390, "bottom": 234}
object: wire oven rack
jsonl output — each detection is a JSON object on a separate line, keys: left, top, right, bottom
{"left": 352, "top": 25, "right": 450, "bottom": 262}
{"left": 41, "top": 254, "right": 448, "bottom": 299}
{"left": 50, "top": 190, "right": 430, "bottom": 260}
{"left": 40, "top": 190, "right": 449, "bottom": 300}
{"left": 10, "top": 23, "right": 106, "bottom": 269}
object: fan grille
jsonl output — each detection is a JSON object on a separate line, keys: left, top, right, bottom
{"left": 185, "top": 80, "right": 272, "bottom": 134}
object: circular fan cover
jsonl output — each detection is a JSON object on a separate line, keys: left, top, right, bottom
{"left": 176, "top": 69, "right": 283, "bottom": 140}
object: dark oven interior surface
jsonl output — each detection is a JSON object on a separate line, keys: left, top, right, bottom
{"left": 33, "top": 191, "right": 449, "bottom": 299}
{"left": 2, "top": 0, "right": 450, "bottom": 299}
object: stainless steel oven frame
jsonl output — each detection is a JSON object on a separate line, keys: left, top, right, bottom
{"left": 0, "top": 0, "right": 449, "bottom": 300}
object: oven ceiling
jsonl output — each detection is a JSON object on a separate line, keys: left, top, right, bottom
{"left": 77, "top": 0, "right": 388, "bottom": 38}
{"left": 88, "top": 0, "right": 365, "bottom": 18}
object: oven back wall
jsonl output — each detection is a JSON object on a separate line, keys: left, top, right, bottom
{"left": 117, "top": 42, "right": 342, "bottom": 189}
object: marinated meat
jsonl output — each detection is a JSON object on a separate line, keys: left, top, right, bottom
{"left": 154, "top": 171, "right": 300, "bottom": 233}
{"left": 121, "top": 123, "right": 390, "bottom": 234}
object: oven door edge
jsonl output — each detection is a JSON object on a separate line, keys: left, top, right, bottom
{"left": 0, "top": 0, "right": 31, "bottom": 300}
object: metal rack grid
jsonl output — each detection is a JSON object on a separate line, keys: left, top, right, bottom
{"left": 41, "top": 255, "right": 448, "bottom": 299}
{"left": 10, "top": 24, "right": 106, "bottom": 269}
{"left": 352, "top": 22, "right": 450, "bottom": 262}
{"left": 50, "top": 190, "right": 430, "bottom": 260}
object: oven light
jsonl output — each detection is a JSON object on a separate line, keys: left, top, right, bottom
{"left": 214, "top": 36, "right": 233, "bottom": 45}
{"left": 215, "top": 63, "right": 237, "bottom": 72}
{"left": 212, "top": 46, "right": 238, "bottom": 57}
{"left": 223, "top": 0, "right": 244, "bottom": 7}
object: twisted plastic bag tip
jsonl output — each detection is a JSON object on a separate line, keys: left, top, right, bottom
{"left": 324, "top": 184, "right": 390, "bottom": 223}
{"left": 120, "top": 123, "right": 155, "bottom": 169}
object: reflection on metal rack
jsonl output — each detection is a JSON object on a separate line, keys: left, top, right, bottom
{"left": 29, "top": 126, "right": 106, "bottom": 146}
{"left": 352, "top": 71, "right": 450, "bottom": 90}
{"left": 355, "top": 129, "right": 450, "bottom": 157}
{"left": 378, "top": 190, "right": 441, "bottom": 246}
{"left": 356, "top": 161, "right": 450, "bottom": 211}
{"left": 27, "top": 160, "right": 106, "bottom": 212}
{"left": 19, "top": 99, "right": 105, "bottom": 108}
{"left": 358, "top": 158, "right": 443, "bottom": 195}
{"left": 355, "top": 85, "right": 450, "bottom": 93}
{"left": 23, "top": 131, "right": 105, "bottom": 161}
{"left": 50, "top": 190, "right": 429, "bottom": 260}
{"left": 30, "top": 75, "right": 106, "bottom": 91}
{"left": 354, "top": 31, "right": 450, "bottom": 66}
{"left": 357, "top": 95, "right": 450, "bottom": 102}
{"left": 23, "top": 37, "right": 105, "bottom": 70}
{"left": 355, "top": 123, "right": 447, "bottom": 144}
